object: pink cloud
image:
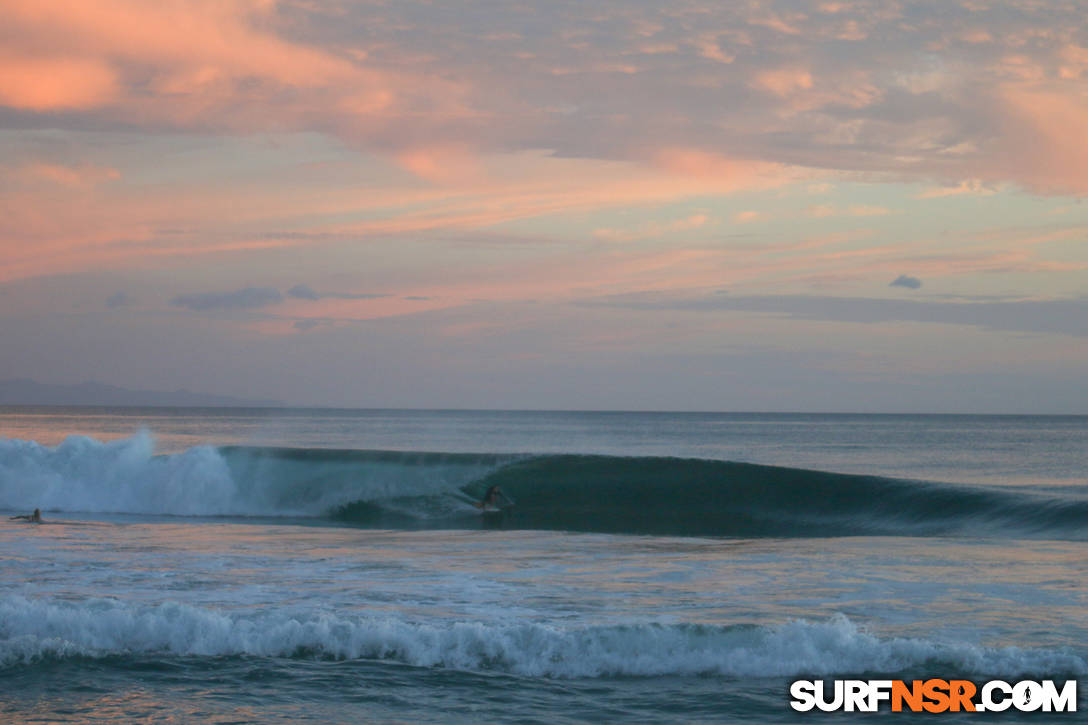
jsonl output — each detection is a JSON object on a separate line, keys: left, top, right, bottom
{"left": 748, "top": 13, "right": 805, "bottom": 36}
{"left": 0, "top": 0, "right": 469, "bottom": 159}
{"left": 651, "top": 148, "right": 782, "bottom": 185}
{"left": 5, "top": 0, "right": 1088, "bottom": 296}
{"left": 1, "top": 0, "right": 1085, "bottom": 201}
{"left": 0, "top": 145, "right": 791, "bottom": 283}
{"left": 990, "top": 86, "right": 1088, "bottom": 195}
{"left": 694, "top": 34, "right": 735, "bottom": 64}
{"left": 20, "top": 163, "right": 121, "bottom": 187}
{"left": 733, "top": 211, "right": 764, "bottom": 223}
{"left": 749, "top": 67, "right": 880, "bottom": 113}
{"left": 752, "top": 68, "right": 815, "bottom": 97}
{"left": 0, "top": 54, "right": 118, "bottom": 110}
{"left": 394, "top": 146, "right": 483, "bottom": 185}
{"left": 2, "top": 0, "right": 354, "bottom": 90}
{"left": 1058, "top": 45, "right": 1088, "bottom": 80}
{"left": 593, "top": 214, "right": 712, "bottom": 242}
{"left": 916, "top": 180, "right": 997, "bottom": 199}
{"left": 805, "top": 204, "right": 896, "bottom": 218}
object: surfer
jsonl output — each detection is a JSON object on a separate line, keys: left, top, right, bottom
{"left": 476, "top": 485, "right": 510, "bottom": 510}
{"left": 9, "top": 508, "right": 41, "bottom": 523}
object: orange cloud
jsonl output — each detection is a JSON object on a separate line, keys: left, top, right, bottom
{"left": 751, "top": 68, "right": 814, "bottom": 97}
{"left": 748, "top": 13, "right": 804, "bottom": 36}
{"left": 0, "top": 146, "right": 792, "bottom": 283}
{"left": 6, "top": 0, "right": 1088, "bottom": 296}
{"left": 0, "top": 0, "right": 460, "bottom": 146}
{"left": 1058, "top": 45, "right": 1088, "bottom": 80}
{"left": 20, "top": 163, "right": 121, "bottom": 187}
{"left": 394, "top": 146, "right": 483, "bottom": 185}
{"left": 694, "top": 33, "right": 736, "bottom": 64}
{"left": 0, "top": 54, "right": 118, "bottom": 110}
{"left": 993, "top": 86, "right": 1088, "bottom": 195}
{"left": 749, "top": 67, "right": 879, "bottom": 112}
{"left": 651, "top": 148, "right": 781, "bottom": 184}
{"left": 2, "top": 0, "right": 353, "bottom": 90}
{"left": 3, "top": 0, "right": 1081, "bottom": 202}
{"left": 733, "top": 211, "right": 764, "bottom": 223}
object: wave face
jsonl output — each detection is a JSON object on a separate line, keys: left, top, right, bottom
{"left": 2, "top": 596, "right": 1083, "bottom": 678}
{"left": 2, "top": 433, "right": 1087, "bottom": 539}
{"left": 0, "top": 433, "right": 507, "bottom": 519}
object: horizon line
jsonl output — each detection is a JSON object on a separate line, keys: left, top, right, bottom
{"left": 1, "top": 403, "right": 1084, "bottom": 417}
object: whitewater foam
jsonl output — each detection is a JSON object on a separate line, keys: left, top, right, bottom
{"left": 0, "top": 434, "right": 497, "bottom": 518}
{"left": 0, "top": 432, "right": 241, "bottom": 516}
{"left": 1, "top": 596, "right": 1083, "bottom": 679}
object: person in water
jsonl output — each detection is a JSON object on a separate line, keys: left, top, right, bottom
{"left": 10, "top": 508, "right": 41, "bottom": 522}
{"left": 476, "top": 485, "right": 507, "bottom": 510}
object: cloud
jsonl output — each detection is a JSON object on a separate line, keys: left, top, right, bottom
{"left": 732, "top": 211, "right": 763, "bottom": 223}
{"left": 1, "top": 0, "right": 1087, "bottom": 198}
{"left": 806, "top": 205, "right": 837, "bottom": 218}
{"left": 287, "top": 284, "right": 387, "bottom": 301}
{"left": 105, "top": 291, "right": 131, "bottom": 308}
{"left": 5, "top": 0, "right": 1088, "bottom": 293}
{"left": 593, "top": 213, "right": 711, "bottom": 242}
{"left": 21, "top": 163, "right": 121, "bottom": 187}
{"left": 394, "top": 145, "right": 482, "bottom": 184}
{"left": 579, "top": 292, "right": 1088, "bottom": 339}
{"left": 847, "top": 205, "right": 895, "bottom": 217}
{"left": 0, "top": 0, "right": 463, "bottom": 159}
{"left": 751, "top": 68, "right": 814, "bottom": 97}
{"left": 805, "top": 204, "right": 896, "bottom": 218}
{"left": 890, "top": 275, "right": 922, "bottom": 290}
{"left": 0, "top": 54, "right": 119, "bottom": 111}
{"left": 916, "top": 179, "right": 997, "bottom": 199}
{"left": 988, "top": 86, "right": 1088, "bottom": 195}
{"left": 286, "top": 284, "right": 321, "bottom": 301}
{"left": 171, "top": 286, "right": 283, "bottom": 311}
{"left": 293, "top": 319, "right": 322, "bottom": 331}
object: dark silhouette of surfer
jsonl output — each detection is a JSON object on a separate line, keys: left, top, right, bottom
{"left": 10, "top": 508, "right": 41, "bottom": 522}
{"left": 476, "top": 485, "right": 512, "bottom": 510}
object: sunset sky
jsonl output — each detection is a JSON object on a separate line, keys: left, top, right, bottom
{"left": 1, "top": 0, "right": 1086, "bottom": 412}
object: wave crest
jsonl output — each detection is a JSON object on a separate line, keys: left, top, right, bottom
{"left": 2, "top": 596, "right": 1083, "bottom": 679}
{"left": 3, "top": 434, "right": 1087, "bottom": 539}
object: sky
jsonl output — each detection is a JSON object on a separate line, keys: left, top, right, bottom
{"left": 1, "top": 0, "right": 1086, "bottom": 412}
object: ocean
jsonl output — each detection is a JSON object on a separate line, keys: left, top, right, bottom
{"left": 1, "top": 407, "right": 1085, "bottom": 722}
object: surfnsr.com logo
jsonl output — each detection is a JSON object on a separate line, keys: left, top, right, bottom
{"left": 790, "top": 679, "right": 1077, "bottom": 713}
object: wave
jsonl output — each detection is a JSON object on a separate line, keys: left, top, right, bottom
{"left": 0, "top": 432, "right": 506, "bottom": 519}
{"left": 2, "top": 596, "right": 1083, "bottom": 679}
{"left": 2, "top": 433, "right": 1087, "bottom": 539}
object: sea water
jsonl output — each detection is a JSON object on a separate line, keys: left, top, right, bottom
{"left": 1, "top": 407, "right": 1085, "bottom": 722}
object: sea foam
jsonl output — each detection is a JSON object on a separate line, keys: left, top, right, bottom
{"left": 0, "top": 433, "right": 495, "bottom": 518}
{"left": 1, "top": 596, "right": 1083, "bottom": 679}
{"left": 0, "top": 433, "right": 242, "bottom": 515}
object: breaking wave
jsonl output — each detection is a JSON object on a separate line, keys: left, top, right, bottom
{"left": 2, "top": 596, "right": 1083, "bottom": 679}
{"left": 2, "top": 433, "right": 1087, "bottom": 539}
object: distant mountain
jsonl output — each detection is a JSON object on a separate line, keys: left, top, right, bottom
{"left": 0, "top": 379, "right": 284, "bottom": 407}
